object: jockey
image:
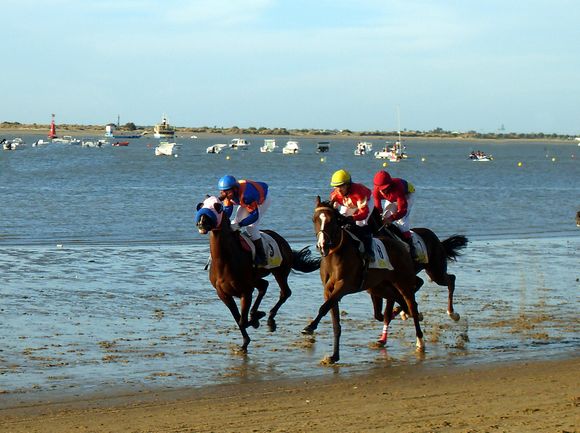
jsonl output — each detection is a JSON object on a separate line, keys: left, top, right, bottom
{"left": 218, "top": 175, "right": 271, "bottom": 267}
{"left": 329, "top": 169, "right": 375, "bottom": 262}
{"left": 373, "top": 170, "right": 416, "bottom": 257}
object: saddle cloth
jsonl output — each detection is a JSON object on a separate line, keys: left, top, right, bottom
{"left": 410, "top": 231, "right": 428, "bottom": 264}
{"left": 240, "top": 231, "right": 283, "bottom": 269}
{"left": 344, "top": 230, "right": 393, "bottom": 270}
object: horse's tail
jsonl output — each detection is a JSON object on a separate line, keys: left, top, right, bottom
{"left": 442, "top": 235, "right": 468, "bottom": 261}
{"left": 291, "top": 246, "right": 321, "bottom": 273}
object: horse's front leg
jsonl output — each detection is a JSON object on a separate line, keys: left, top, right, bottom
{"left": 327, "top": 303, "right": 341, "bottom": 363}
{"left": 249, "top": 279, "right": 268, "bottom": 328}
{"left": 239, "top": 292, "right": 253, "bottom": 330}
{"left": 370, "top": 293, "right": 384, "bottom": 322}
{"left": 377, "top": 296, "right": 395, "bottom": 347}
{"left": 402, "top": 292, "right": 424, "bottom": 352}
{"left": 217, "top": 291, "right": 250, "bottom": 352}
{"left": 302, "top": 281, "right": 341, "bottom": 335}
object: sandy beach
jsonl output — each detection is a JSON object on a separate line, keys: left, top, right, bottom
{"left": 1, "top": 356, "right": 577, "bottom": 433}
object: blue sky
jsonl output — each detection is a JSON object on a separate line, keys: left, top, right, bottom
{"left": 2, "top": 0, "right": 579, "bottom": 134}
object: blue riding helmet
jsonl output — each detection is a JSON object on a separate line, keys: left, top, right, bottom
{"left": 218, "top": 175, "right": 238, "bottom": 191}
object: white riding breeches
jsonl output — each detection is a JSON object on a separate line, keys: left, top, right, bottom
{"left": 234, "top": 194, "right": 271, "bottom": 240}
{"left": 383, "top": 194, "right": 414, "bottom": 233}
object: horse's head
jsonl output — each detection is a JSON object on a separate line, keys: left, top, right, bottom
{"left": 195, "top": 196, "right": 224, "bottom": 234}
{"left": 313, "top": 195, "right": 343, "bottom": 257}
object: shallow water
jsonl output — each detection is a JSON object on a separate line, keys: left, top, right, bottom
{"left": 0, "top": 134, "right": 579, "bottom": 404}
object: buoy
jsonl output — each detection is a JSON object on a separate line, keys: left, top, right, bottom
{"left": 517, "top": 162, "right": 523, "bottom": 167}
{"left": 226, "top": 155, "right": 230, "bottom": 160}
{"left": 421, "top": 157, "right": 426, "bottom": 162}
{"left": 551, "top": 157, "right": 556, "bottom": 162}
{"left": 382, "top": 162, "right": 388, "bottom": 167}
{"left": 320, "top": 157, "right": 325, "bottom": 163}
{"left": 56, "top": 244, "right": 63, "bottom": 248}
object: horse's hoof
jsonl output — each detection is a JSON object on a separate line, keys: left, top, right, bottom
{"left": 267, "top": 318, "right": 277, "bottom": 332}
{"left": 448, "top": 311, "right": 461, "bottom": 322}
{"left": 416, "top": 337, "right": 425, "bottom": 352}
{"left": 320, "top": 355, "right": 339, "bottom": 365}
{"left": 374, "top": 314, "right": 384, "bottom": 322}
{"left": 371, "top": 339, "right": 386, "bottom": 349}
{"left": 400, "top": 311, "right": 409, "bottom": 321}
{"left": 301, "top": 326, "right": 314, "bottom": 335}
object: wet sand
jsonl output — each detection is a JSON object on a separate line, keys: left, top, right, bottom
{"left": 1, "top": 356, "right": 578, "bottom": 433}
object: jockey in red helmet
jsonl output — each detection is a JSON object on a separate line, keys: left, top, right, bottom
{"left": 373, "top": 170, "right": 416, "bottom": 257}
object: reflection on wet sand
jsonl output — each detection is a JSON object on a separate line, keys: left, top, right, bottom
{"left": 0, "top": 237, "right": 578, "bottom": 406}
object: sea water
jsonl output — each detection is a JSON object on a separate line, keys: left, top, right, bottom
{"left": 0, "top": 134, "right": 578, "bottom": 403}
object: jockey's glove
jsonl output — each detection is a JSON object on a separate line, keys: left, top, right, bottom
{"left": 230, "top": 222, "right": 240, "bottom": 231}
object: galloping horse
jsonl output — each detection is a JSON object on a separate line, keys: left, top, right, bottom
{"left": 368, "top": 209, "right": 468, "bottom": 345}
{"left": 196, "top": 196, "right": 320, "bottom": 353}
{"left": 302, "top": 197, "right": 424, "bottom": 363}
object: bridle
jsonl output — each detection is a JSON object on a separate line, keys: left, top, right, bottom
{"left": 314, "top": 206, "right": 345, "bottom": 256}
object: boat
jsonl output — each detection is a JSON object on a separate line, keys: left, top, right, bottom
{"left": 2, "top": 138, "right": 26, "bottom": 150}
{"left": 153, "top": 115, "right": 175, "bottom": 139}
{"left": 105, "top": 125, "right": 144, "bottom": 139}
{"left": 230, "top": 138, "right": 250, "bottom": 150}
{"left": 282, "top": 140, "right": 300, "bottom": 154}
{"left": 469, "top": 150, "right": 493, "bottom": 161}
{"left": 260, "top": 139, "right": 277, "bottom": 153}
{"left": 374, "top": 141, "right": 406, "bottom": 161}
{"left": 206, "top": 143, "right": 227, "bottom": 154}
{"left": 155, "top": 141, "right": 180, "bottom": 156}
{"left": 316, "top": 141, "right": 330, "bottom": 153}
{"left": 354, "top": 141, "right": 372, "bottom": 156}
{"left": 52, "top": 135, "right": 81, "bottom": 145}
{"left": 82, "top": 139, "right": 108, "bottom": 148}
{"left": 112, "top": 141, "right": 129, "bottom": 147}
{"left": 32, "top": 139, "right": 51, "bottom": 147}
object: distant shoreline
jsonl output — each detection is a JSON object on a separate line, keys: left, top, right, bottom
{"left": 0, "top": 124, "right": 575, "bottom": 143}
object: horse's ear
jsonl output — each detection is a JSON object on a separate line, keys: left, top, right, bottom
{"left": 205, "top": 194, "right": 211, "bottom": 199}
{"left": 196, "top": 202, "right": 203, "bottom": 211}
{"left": 315, "top": 195, "right": 321, "bottom": 207}
{"left": 213, "top": 202, "right": 223, "bottom": 213}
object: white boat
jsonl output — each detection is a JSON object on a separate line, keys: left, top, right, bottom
{"left": 354, "top": 141, "right": 372, "bottom": 156}
{"left": 32, "top": 139, "right": 51, "bottom": 147}
{"left": 260, "top": 139, "right": 277, "bottom": 152}
{"left": 374, "top": 141, "right": 406, "bottom": 161}
{"left": 2, "top": 138, "right": 26, "bottom": 150}
{"left": 230, "top": 138, "right": 250, "bottom": 150}
{"left": 206, "top": 143, "right": 227, "bottom": 154}
{"left": 155, "top": 141, "right": 180, "bottom": 156}
{"left": 469, "top": 151, "right": 493, "bottom": 161}
{"left": 52, "top": 135, "right": 81, "bottom": 145}
{"left": 282, "top": 140, "right": 300, "bottom": 154}
{"left": 153, "top": 114, "right": 175, "bottom": 139}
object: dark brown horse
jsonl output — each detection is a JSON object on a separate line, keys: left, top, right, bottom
{"left": 368, "top": 209, "right": 468, "bottom": 345}
{"left": 301, "top": 197, "right": 424, "bottom": 363}
{"left": 196, "top": 197, "right": 320, "bottom": 353}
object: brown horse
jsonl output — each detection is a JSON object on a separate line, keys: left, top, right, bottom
{"left": 301, "top": 197, "right": 424, "bottom": 363}
{"left": 196, "top": 197, "right": 320, "bottom": 353}
{"left": 368, "top": 209, "right": 468, "bottom": 345}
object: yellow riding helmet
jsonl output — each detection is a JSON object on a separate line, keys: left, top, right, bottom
{"left": 330, "top": 169, "right": 352, "bottom": 187}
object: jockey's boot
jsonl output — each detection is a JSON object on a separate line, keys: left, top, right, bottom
{"left": 404, "top": 235, "right": 416, "bottom": 261}
{"left": 361, "top": 228, "right": 375, "bottom": 265}
{"left": 252, "top": 238, "right": 268, "bottom": 267}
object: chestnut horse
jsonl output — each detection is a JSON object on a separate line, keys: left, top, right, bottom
{"left": 301, "top": 197, "right": 424, "bottom": 363}
{"left": 368, "top": 209, "right": 468, "bottom": 345}
{"left": 196, "top": 197, "right": 320, "bottom": 353}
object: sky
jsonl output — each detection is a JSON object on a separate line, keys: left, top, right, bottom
{"left": 2, "top": 0, "right": 579, "bottom": 134}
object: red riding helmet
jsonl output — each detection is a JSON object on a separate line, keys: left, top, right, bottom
{"left": 373, "top": 170, "right": 392, "bottom": 187}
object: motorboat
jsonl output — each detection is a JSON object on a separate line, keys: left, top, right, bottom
{"left": 155, "top": 141, "right": 180, "bottom": 156}
{"left": 52, "top": 135, "right": 81, "bottom": 145}
{"left": 282, "top": 140, "right": 300, "bottom": 154}
{"left": 374, "top": 141, "right": 406, "bottom": 162}
{"left": 230, "top": 138, "right": 250, "bottom": 150}
{"left": 153, "top": 114, "right": 175, "bottom": 139}
{"left": 2, "top": 138, "right": 26, "bottom": 150}
{"left": 469, "top": 151, "right": 493, "bottom": 161}
{"left": 354, "top": 141, "right": 372, "bottom": 156}
{"left": 82, "top": 139, "right": 108, "bottom": 148}
{"left": 32, "top": 139, "right": 51, "bottom": 147}
{"left": 206, "top": 143, "right": 227, "bottom": 154}
{"left": 112, "top": 141, "right": 129, "bottom": 147}
{"left": 316, "top": 141, "right": 330, "bottom": 153}
{"left": 260, "top": 139, "right": 277, "bottom": 152}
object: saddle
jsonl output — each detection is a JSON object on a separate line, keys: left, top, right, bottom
{"left": 239, "top": 232, "right": 283, "bottom": 269}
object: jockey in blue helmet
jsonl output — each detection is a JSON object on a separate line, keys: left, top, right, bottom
{"left": 217, "top": 175, "right": 271, "bottom": 267}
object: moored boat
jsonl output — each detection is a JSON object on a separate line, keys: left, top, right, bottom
{"left": 282, "top": 140, "right": 300, "bottom": 154}
{"left": 155, "top": 141, "right": 180, "bottom": 156}
{"left": 260, "top": 139, "right": 277, "bottom": 152}
{"left": 469, "top": 150, "right": 493, "bottom": 161}
{"left": 153, "top": 115, "right": 175, "bottom": 139}
{"left": 354, "top": 141, "right": 372, "bottom": 156}
{"left": 230, "top": 138, "right": 250, "bottom": 150}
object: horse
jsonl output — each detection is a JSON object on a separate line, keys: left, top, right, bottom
{"left": 301, "top": 196, "right": 424, "bottom": 364}
{"left": 367, "top": 208, "right": 468, "bottom": 345}
{"left": 195, "top": 196, "right": 321, "bottom": 353}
